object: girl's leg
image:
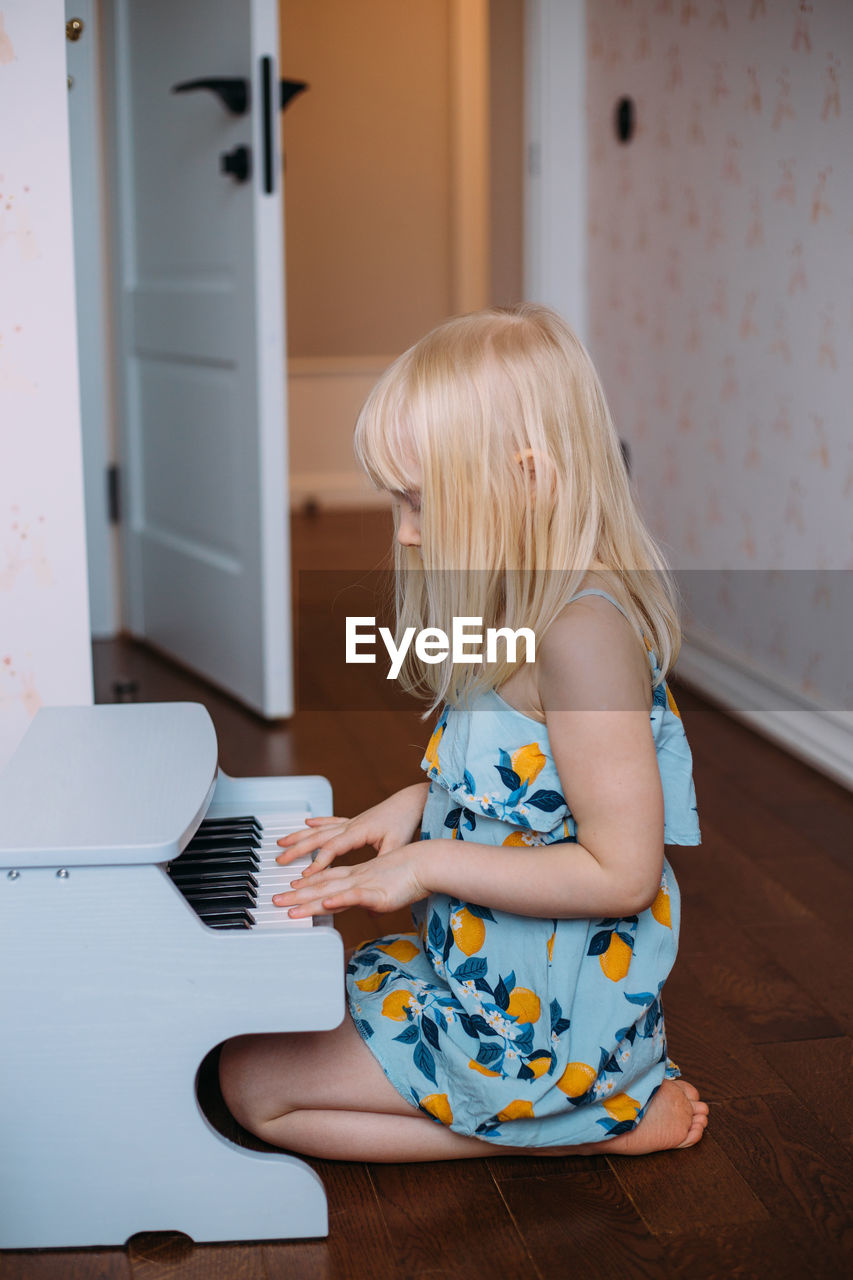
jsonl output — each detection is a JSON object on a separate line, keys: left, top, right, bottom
{"left": 218, "top": 1012, "right": 708, "bottom": 1162}
{"left": 219, "top": 1011, "right": 512, "bottom": 1161}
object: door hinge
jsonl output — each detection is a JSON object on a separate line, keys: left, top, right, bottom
{"left": 106, "top": 464, "right": 121, "bottom": 524}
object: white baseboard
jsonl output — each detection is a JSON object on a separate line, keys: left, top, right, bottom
{"left": 287, "top": 357, "right": 396, "bottom": 511}
{"left": 676, "top": 632, "right": 853, "bottom": 793}
{"left": 290, "top": 470, "right": 388, "bottom": 509}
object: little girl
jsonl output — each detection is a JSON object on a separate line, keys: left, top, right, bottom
{"left": 219, "top": 304, "right": 709, "bottom": 1161}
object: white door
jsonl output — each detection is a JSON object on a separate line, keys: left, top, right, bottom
{"left": 110, "top": 0, "right": 292, "bottom": 716}
{"left": 66, "top": 0, "right": 120, "bottom": 639}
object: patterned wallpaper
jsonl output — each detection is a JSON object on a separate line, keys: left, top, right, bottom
{"left": 586, "top": 0, "right": 852, "bottom": 717}
{"left": 0, "top": 0, "right": 93, "bottom": 771}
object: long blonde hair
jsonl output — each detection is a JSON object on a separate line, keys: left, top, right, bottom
{"left": 354, "top": 303, "right": 682, "bottom": 718}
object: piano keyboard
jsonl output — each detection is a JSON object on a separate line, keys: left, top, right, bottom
{"left": 168, "top": 813, "right": 315, "bottom": 930}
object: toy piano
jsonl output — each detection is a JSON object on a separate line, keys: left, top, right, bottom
{"left": 0, "top": 702, "right": 344, "bottom": 1249}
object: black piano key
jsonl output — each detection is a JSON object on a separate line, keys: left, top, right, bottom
{"left": 194, "top": 900, "right": 255, "bottom": 922}
{"left": 170, "top": 876, "right": 254, "bottom": 897}
{"left": 170, "top": 854, "right": 259, "bottom": 877}
{"left": 184, "top": 896, "right": 253, "bottom": 916}
{"left": 197, "top": 818, "right": 262, "bottom": 836}
{"left": 180, "top": 851, "right": 258, "bottom": 867}
{"left": 170, "top": 871, "right": 257, "bottom": 890}
{"left": 169, "top": 871, "right": 258, "bottom": 892}
{"left": 188, "top": 827, "right": 260, "bottom": 842}
{"left": 202, "top": 911, "right": 254, "bottom": 930}
{"left": 183, "top": 829, "right": 257, "bottom": 849}
{"left": 199, "top": 815, "right": 260, "bottom": 827}
{"left": 181, "top": 834, "right": 256, "bottom": 855}
{"left": 178, "top": 845, "right": 260, "bottom": 863}
{"left": 178, "top": 865, "right": 257, "bottom": 885}
{"left": 183, "top": 891, "right": 254, "bottom": 911}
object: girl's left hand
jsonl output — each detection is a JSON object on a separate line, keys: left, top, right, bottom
{"left": 272, "top": 843, "right": 429, "bottom": 918}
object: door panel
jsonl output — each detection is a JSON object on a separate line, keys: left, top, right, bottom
{"left": 112, "top": 0, "right": 292, "bottom": 716}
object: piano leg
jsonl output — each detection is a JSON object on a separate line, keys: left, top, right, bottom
{"left": 1, "top": 1106, "right": 329, "bottom": 1249}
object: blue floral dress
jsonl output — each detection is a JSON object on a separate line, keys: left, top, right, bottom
{"left": 346, "top": 588, "right": 701, "bottom": 1147}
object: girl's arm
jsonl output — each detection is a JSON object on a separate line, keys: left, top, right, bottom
{"left": 276, "top": 602, "right": 665, "bottom": 921}
{"left": 424, "top": 600, "right": 665, "bottom": 918}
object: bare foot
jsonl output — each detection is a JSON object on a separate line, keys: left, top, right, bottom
{"left": 593, "top": 1079, "right": 709, "bottom": 1156}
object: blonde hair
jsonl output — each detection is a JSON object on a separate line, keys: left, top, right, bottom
{"left": 354, "top": 303, "right": 682, "bottom": 717}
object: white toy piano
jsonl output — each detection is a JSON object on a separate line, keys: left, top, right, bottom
{"left": 0, "top": 703, "right": 345, "bottom": 1249}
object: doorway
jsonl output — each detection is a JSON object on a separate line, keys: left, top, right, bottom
{"left": 68, "top": 0, "right": 523, "bottom": 708}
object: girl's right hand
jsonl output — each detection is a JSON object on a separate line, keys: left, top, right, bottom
{"left": 275, "top": 781, "right": 430, "bottom": 877}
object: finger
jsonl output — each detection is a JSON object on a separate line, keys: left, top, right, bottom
{"left": 273, "top": 879, "right": 350, "bottom": 917}
{"left": 293, "top": 865, "right": 350, "bottom": 889}
{"left": 275, "top": 828, "right": 346, "bottom": 864}
{"left": 279, "top": 842, "right": 342, "bottom": 872}
{"left": 299, "top": 845, "right": 348, "bottom": 874}
{"left": 279, "top": 827, "right": 361, "bottom": 867}
{"left": 272, "top": 867, "right": 349, "bottom": 905}
{"left": 319, "top": 887, "right": 386, "bottom": 913}
{"left": 275, "top": 843, "right": 323, "bottom": 866}
{"left": 277, "top": 821, "right": 345, "bottom": 849}
{"left": 278, "top": 889, "right": 358, "bottom": 917}
{"left": 281, "top": 896, "right": 333, "bottom": 919}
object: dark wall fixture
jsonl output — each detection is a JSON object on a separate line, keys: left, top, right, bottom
{"left": 614, "top": 96, "right": 636, "bottom": 144}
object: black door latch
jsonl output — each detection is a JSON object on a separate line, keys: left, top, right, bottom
{"left": 172, "top": 77, "right": 249, "bottom": 115}
{"left": 220, "top": 144, "right": 251, "bottom": 183}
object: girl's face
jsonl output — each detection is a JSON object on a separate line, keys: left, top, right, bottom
{"left": 394, "top": 487, "right": 421, "bottom": 548}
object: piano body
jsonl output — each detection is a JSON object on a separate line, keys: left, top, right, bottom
{"left": 0, "top": 703, "right": 345, "bottom": 1249}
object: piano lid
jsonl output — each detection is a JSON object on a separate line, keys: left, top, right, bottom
{"left": 0, "top": 703, "right": 218, "bottom": 868}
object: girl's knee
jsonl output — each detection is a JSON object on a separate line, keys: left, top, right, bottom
{"left": 218, "top": 1035, "right": 293, "bottom": 1135}
{"left": 218, "top": 1036, "right": 254, "bottom": 1127}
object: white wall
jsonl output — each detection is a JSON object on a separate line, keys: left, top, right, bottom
{"left": 584, "top": 0, "right": 852, "bottom": 787}
{"left": 0, "top": 0, "right": 93, "bottom": 770}
{"left": 524, "top": 0, "right": 588, "bottom": 337}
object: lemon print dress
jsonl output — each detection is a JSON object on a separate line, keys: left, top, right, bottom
{"left": 346, "top": 589, "right": 701, "bottom": 1147}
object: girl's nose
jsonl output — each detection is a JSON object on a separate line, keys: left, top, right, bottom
{"left": 397, "top": 508, "right": 421, "bottom": 547}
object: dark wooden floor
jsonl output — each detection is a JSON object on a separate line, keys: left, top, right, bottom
{"left": 5, "top": 510, "right": 852, "bottom": 1279}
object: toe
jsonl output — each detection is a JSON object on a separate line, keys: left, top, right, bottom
{"left": 673, "top": 1079, "right": 700, "bottom": 1102}
{"left": 676, "top": 1133, "right": 700, "bottom": 1150}
{"left": 673, "top": 1097, "right": 709, "bottom": 1150}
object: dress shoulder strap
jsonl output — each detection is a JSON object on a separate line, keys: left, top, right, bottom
{"left": 566, "top": 588, "right": 660, "bottom": 670}
{"left": 566, "top": 587, "right": 632, "bottom": 625}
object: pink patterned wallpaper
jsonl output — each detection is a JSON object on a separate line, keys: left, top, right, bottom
{"left": 586, "top": 0, "right": 852, "bottom": 714}
{"left": 0, "top": 0, "right": 93, "bottom": 770}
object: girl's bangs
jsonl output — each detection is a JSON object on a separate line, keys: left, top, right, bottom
{"left": 354, "top": 369, "right": 421, "bottom": 498}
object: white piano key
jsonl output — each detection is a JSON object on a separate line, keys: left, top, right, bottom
{"left": 250, "top": 912, "right": 316, "bottom": 931}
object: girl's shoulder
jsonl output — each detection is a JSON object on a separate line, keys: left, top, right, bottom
{"left": 532, "top": 584, "right": 654, "bottom": 716}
